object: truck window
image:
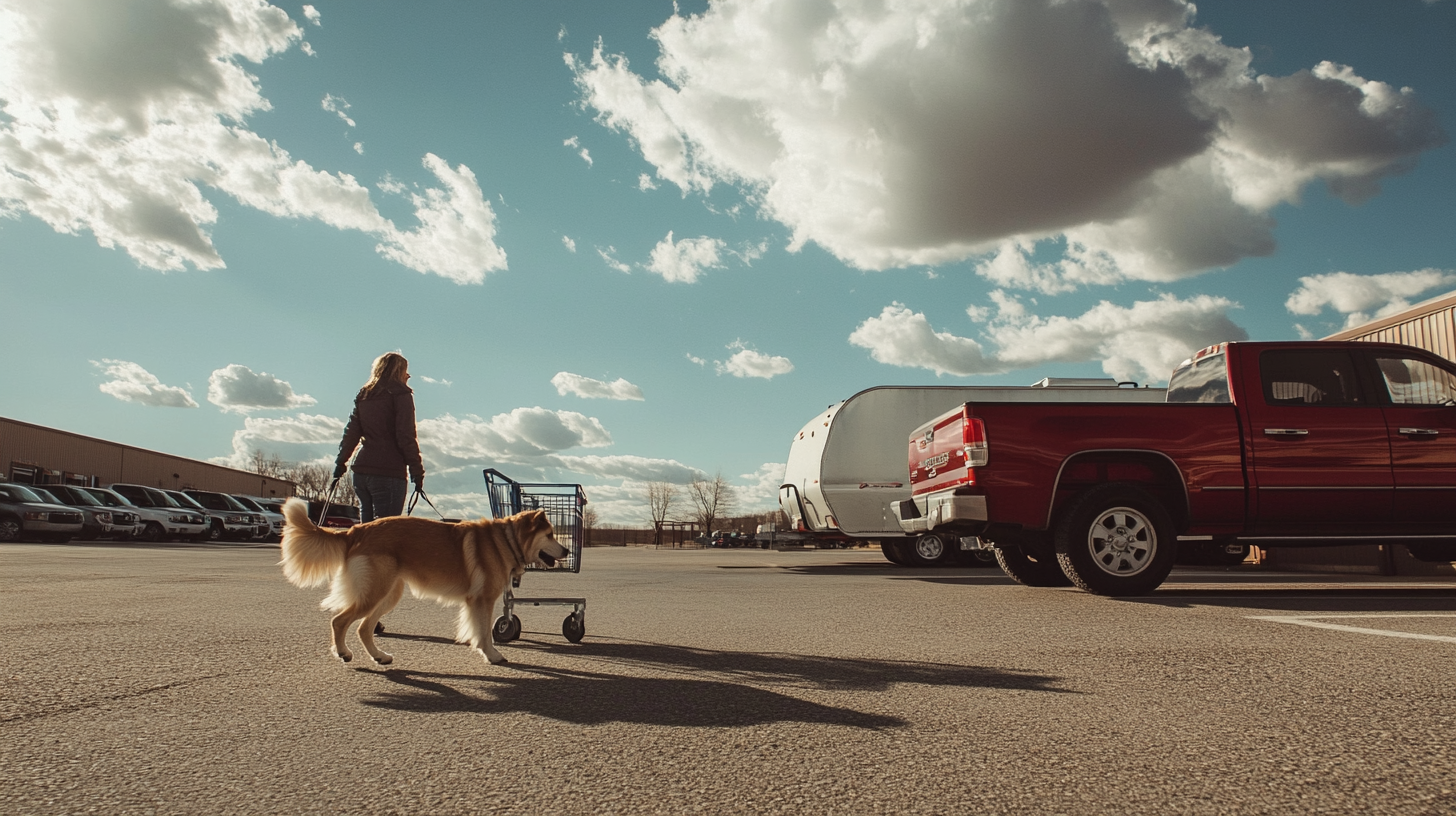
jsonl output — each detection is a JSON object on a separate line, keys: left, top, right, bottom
{"left": 1259, "top": 351, "right": 1363, "bottom": 406}
{"left": 1167, "top": 353, "right": 1230, "bottom": 403}
{"left": 1375, "top": 356, "right": 1456, "bottom": 406}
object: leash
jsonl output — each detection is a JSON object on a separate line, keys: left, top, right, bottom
{"left": 406, "top": 487, "right": 447, "bottom": 520}
{"left": 316, "top": 476, "right": 341, "bottom": 525}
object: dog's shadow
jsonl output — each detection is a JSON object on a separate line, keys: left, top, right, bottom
{"left": 353, "top": 637, "right": 1069, "bottom": 729}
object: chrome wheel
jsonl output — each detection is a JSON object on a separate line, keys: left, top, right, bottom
{"left": 915, "top": 534, "right": 947, "bottom": 561}
{"left": 1085, "top": 506, "right": 1156, "bottom": 577}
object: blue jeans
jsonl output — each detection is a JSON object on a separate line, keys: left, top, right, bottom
{"left": 354, "top": 473, "right": 407, "bottom": 523}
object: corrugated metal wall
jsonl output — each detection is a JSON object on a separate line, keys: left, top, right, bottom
{"left": 1325, "top": 291, "right": 1456, "bottom": 362}
{"left": 1, "top": 417, "right": 294, "bottom": 498}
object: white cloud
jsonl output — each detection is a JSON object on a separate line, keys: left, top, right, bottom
{"left": 1285, "top": 269, "right": 1455, "bottom": 329}
{"left": 206, "top": 364, "right": 316, "bottom": 414}
{"left": 212, "top": 412, "right": 345, "bottom": 469}
{"left": 637, "top": 173, "right": 658, "bottom": 191}
{"left": 562, "top": 235, "right": 577, "bottom": 253}
{"left": 572, "top": 0, "right": 1445, "bottom": 287}
{"left": 300, "top": 41, "right": 315, "bottom": 57}
{"left": 0, "top": 0, "right": 506, "bottom": 284}
{"left": 417, "top": 375, "right": 452, "bottom": 386}
{"left": 850, "top": 292, "right": 1248, "bottom": 383}
{"left": 597, "top": 246, "right": 631, "bottom": 273}
{"left": 686, "top": 353, "right": 707, "bottom": 367}
{"left": 301, "top": 4, "right": 320, "bottom": 25}
{"left": 419, "top": 408, "right": 613, "bottom": 466}
{"left": 740, "top": 462, "right": 786, "bottom": 497}
{"left": 551, "top": 454, "right": 702, "bottom": 484}
{"left": 91, "top": 359, "right": 198, "bottom": 408}
{"left": 321, "top": 93, "right": 355, "bottom": 127}
{"left": 715, "top": 341, "right": 793, "bottom": 379}
{"left": 552, "top": 372, "right": 645, "bottom": 401}
{"left": 564, "top": 135, "right": 593, "bottom": 167}
{"left": 646, "top": 231, "right": 724, "bottom": 283}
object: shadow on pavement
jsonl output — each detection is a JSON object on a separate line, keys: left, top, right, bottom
{"left": 1121, "top": 586, "right": 1456, "bottom": 611}
{"left": 353, "top": 639, "right": 1070, "bottom": 728}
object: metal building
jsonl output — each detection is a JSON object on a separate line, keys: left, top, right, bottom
{"left": 1324, "top": 288, "right": 1456, "bottom": 361}
{"left": 1, "top": 416, "right": 294, "bottom": 498}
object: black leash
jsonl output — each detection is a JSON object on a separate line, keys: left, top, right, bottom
{"left": 316, "top": 477, "right": 341, "bottom": 525}
{"left": 406, "top": 488, "right": 446, "bottom": 519}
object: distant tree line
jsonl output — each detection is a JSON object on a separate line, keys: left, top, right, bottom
{"left": 246, "top": 450, "right": 358, "bottom": 506}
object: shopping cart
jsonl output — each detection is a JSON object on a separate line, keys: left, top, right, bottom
{"left": 483, "top": 468, "right": 588, "bottom": 644}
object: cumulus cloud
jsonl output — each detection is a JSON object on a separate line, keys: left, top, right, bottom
{"left": 562, "top": 235, "right": 577, "bottom": 252}
{"left": 91, "top": 359, "right": 198, "bottom": 408}
{"left": 715, "top": 341, "right": 793, "bottom": 379}
{"left": 0, "top": 0, "right": 506, "bottom": 283}
{"left": 572, "top": 0, "right": 1445, "bottom": 287}
{"left": 552, "top": 372, "right": 646, "bottom": 401}
{"left": 552, "top": 454, "right": 702, "bottom": 483}
{"left": 851, "top": 292, "right": 1247, "bottom": 382}
{"left": 212, "top": 412, "right": 344, "bottom": 469}
{"left": 1286, "top": 269, "right": 1456, "bottom": 329}
{"left": 206, "top": 364, "right": 316, "bottom": 414}
{"left": 419, "top": 408, "right": 613, "bottom": 466}
{"left": 301, "top": 4, "right": 320, "bottom": 25}
{"left": 646, "top": 231, "right": 725, "bottom": 283}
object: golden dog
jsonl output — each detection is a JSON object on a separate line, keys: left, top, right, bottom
{"left": 278, "top": 497, "right": 568, "bottom": 666}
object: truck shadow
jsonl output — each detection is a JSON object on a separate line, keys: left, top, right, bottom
{"left": 353, "top": 638, "right": 1071, "bottom": 727}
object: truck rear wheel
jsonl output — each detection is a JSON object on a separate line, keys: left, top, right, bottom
{"left": 1054, "top": 482, "right": 1176, "bottom": 596}
{"left": 992, "top": 538, "right": 1073, "bottom": 587}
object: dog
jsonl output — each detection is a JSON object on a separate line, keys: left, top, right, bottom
{"left": 278, "top": 497, "right": 569, "bottom": 667}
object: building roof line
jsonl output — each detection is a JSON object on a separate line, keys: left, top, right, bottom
{"left": 1323, "top": 288, "right": 1456, "bottom": 341}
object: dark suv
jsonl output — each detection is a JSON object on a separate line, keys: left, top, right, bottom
{"left": 29, "top": 485, "right": 117, "bottom": 540}
{"left": 182, "top": 490, "right": 260, "bottom": 541}
{"left": 0, "top": 483, "right": 85, "bottom": 542}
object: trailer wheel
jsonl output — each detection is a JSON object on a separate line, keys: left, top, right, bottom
{"left": 492, "top": 614, "right": 521, "bottom": 643}
{"left": 880, "top": 540, "right": 907, "bottom": 566}
{"left": 902, "top": 534, "right": 957, "bottom": 567}
{"left": 562, "top": 613, "right": 585, "bottom": 643}
{"left": 1054, "top": 482, "right": 1177, "bottom": 596}
{"left": 993, "top": 538, "right": 1073, "bottom": 587}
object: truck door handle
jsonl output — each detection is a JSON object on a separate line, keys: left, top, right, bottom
{"left": 1263, "top": 428, "right": 1309, "bottom": 436}
{"left": 1399, "top": 427, "right": 1439, "bottom": 437}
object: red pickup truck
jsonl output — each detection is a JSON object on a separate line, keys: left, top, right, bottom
{"left": 892, "top": 341, "right": 1456, "bottom": 595}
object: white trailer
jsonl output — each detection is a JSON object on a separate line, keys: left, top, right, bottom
{"left": 778, "top": 380, "right": 1167, "bottom": 566}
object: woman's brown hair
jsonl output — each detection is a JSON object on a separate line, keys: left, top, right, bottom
{"left": 363, "top": 352, "right": 409, "bottom": 395}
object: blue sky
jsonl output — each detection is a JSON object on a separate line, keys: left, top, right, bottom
{"left": 2, "top": 0, "right": 1453, "bottom": 523}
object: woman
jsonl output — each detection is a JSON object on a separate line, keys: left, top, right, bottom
{"left": 334, "top": 352, "right": 426, "bottom": 523}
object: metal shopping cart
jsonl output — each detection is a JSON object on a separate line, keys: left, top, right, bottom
{"left": 483, "top": 468, "right": 588, "bottom": 644}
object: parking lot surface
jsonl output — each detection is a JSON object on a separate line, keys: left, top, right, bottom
{"left": 3, "top": 542, "right": 1455, "bottom": 815}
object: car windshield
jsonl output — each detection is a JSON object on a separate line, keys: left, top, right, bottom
{"left": 0, "top": 484, "right": 45, "bottom": 502}
{"left": 232, "top": 496, "right": 263, "bottom": 511}
{"left": 82, "top": 488, "right": 132, "bottom": 507}
{"left": 147, "top": 489, "right": 183, "bottom": 508}
{"left": 168, "top": 492, "right": 205, "bottom": 510}
{"left": 30, "top": 488, "right": 62, "bottom": 504}
{"left": 56, "top": 487, "right": 104, "bottom": 506}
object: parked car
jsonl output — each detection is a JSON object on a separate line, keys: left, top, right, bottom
{"left": 181, "top": 489, "right": 258, "bottom": 541}
{"left": 162, "top": 490, "right": 221, "bottom": 543}
{"left": 0, "top": 483, "right": 85, "bottom": 542}
{"left": 895, "top": 340, "right": 1456, "bottom": 595}
{"left": 231, "top": 495, "right": 283, "bottom": 541}
{"left": 107, "top": 484, "right": 208, "bottom": 542}
{"left": 306, "top": 500, "right": 359, "bottom": 529}
{"left": 77, "top": 487, "right": 147, "bottom": 539}
{"left": 28, "top": 485, "right": 114, "bottom": 540}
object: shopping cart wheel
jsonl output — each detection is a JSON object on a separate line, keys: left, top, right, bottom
{"left": 492, "top": 614, "right": 521, "bottom": 643}
{"left": 562, "top": 613, "right": 585, "bottom": 643}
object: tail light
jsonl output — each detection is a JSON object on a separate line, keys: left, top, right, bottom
{"left": 964, "top": 417, "right": 988, "bottom": 468}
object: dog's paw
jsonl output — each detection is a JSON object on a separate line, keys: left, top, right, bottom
{"left": 374, "top": 653, "right": 393, "bottom": 665}
{"left": 335, "top": 651, "right": 353, "bottom": 663}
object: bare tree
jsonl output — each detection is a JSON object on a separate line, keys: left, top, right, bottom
{"left": 687, "top": 472, "right": 736, "bottom": 537}
{"left": 246, "top": 449, "right": 288, "bottom": 479}
{"left": 646, "top": 481, "right": 676, "bottom": 547}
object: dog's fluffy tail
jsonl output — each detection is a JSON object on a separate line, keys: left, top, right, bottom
{"left": 278, "top": 497, "right": 347, "bottom": 588}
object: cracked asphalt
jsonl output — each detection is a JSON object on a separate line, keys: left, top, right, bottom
{"left": 3, "top": 541, "right": 1455, "bottom": 815}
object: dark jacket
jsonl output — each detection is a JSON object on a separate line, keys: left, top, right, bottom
{"left": 335, "top": 381, "right": 424, "bottom": 482}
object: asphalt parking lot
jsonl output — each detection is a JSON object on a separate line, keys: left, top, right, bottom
{"left": 4, "top": 541, "right": 1455, "bottom": 815}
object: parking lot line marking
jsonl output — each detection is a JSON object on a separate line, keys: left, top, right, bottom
{"left": 1249, "top": 614, "right": 1456, "bottom": 644}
